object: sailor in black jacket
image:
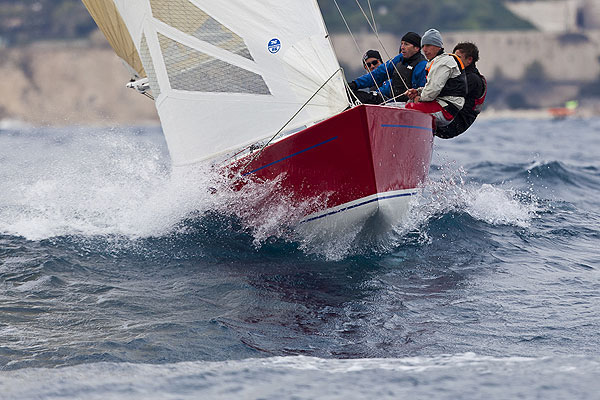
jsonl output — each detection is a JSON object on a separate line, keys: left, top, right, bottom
{"left": 436, "top": 42, "right": 487, "bottom": 139}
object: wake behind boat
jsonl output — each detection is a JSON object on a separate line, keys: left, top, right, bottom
{"left": 82, "top": 0, "right": 434, "bottom": 235}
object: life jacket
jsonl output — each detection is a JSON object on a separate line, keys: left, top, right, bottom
{"left": 473, "top": 74, "right": 487, "bottom": 113}
{"left": 390, "top": 52, "right": 426, "bottom": 99}
{"left": 424, "top": 53, "right": 467, "bottom": 116}
{"left": 436, "top": 53, "right": 468, "bottom": 99}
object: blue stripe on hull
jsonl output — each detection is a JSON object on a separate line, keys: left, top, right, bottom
{"left": 243, "top": 136, "right": 338, "bottom": 176}
{"left": 243, "top": 124, "right": 428, "bottom": 177}
{"left": 302, "top": 191, "right": 417, "bottom": 223}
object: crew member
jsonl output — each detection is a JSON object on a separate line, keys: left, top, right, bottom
{"left": 360, "top": 49, "right": 391, "bottom": 95}
{"left": 405, "top": 29, "right": 467, "bottom": 128}
{"left": 435, "top": 42, "right": 487, "bottom": 138}
{"left": 348, "top": 32, "right": 427, "bottom": 104}
{"left": 363, "top": 49, "right": 382, "bottom": 72}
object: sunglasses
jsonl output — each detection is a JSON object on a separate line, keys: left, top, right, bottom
{"left": 365, "top": 60, "right": 381, "bottom": 68}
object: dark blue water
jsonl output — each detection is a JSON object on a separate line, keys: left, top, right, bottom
{"left": 0, "top": 117, "right": 599, "bottom": 399}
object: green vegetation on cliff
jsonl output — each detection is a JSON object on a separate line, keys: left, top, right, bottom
{"left": 319, "top": 0, "right": 533, "bottom": 33}
{"left": 0, "top": 0, "right": 534, "bottom": 46}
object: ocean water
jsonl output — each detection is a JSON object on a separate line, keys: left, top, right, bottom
{"left": 0, "top": 117, "right": 599, "bottom": 399}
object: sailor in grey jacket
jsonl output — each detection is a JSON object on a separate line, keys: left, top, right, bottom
{"left": 405, "top": 29, "right": 467, "bottom": 127}
{"left": 419, "top": 51, "right": 466, "bottom": 116}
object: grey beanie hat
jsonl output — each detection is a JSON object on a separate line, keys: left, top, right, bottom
{"left": 421, "top": 28, "right": 443, "bottom": 48}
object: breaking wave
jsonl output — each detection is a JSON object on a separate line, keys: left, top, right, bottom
{"left": 0, "top": 126, "right": 542, "bottom": 260}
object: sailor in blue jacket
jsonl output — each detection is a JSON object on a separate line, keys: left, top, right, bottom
{"left": 360, "top": 49, "right": 392, "bottom": 97}
{"left": 349, "top": 32, "right": 427, "bottom": 104}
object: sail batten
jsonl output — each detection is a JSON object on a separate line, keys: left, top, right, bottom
{"left": 149, "top": 0, "right": 254, "bottom": 61}
{"left": 157, "top": 33, "right": 271, "bottom": 95}
{"left": 84, "top": 0, "right": 349, "bottom": 165}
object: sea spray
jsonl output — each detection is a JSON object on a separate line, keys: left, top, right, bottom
{"left": 0, "top": 125, "right": 333, "bottom": 251}
{"left": 0, "top": 126, "right": 172, "bottom": 239}
{"left": 0, "top": 125, "right": 541, "bottom": 260}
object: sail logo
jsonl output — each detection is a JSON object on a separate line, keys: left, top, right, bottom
{"left": 268, "top": 38, "right": 281, "bottom": 54}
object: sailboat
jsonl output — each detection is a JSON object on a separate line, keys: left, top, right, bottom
{"left": 82, "top": 0, "right": 434, "bottom": 236}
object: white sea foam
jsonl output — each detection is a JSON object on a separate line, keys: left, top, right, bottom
{"left": 0, "top": 127, "right": 325, "bottom": 244}
{"left": 405, "top": 163, "right": 539, "bottom": 231}
{"left": 0, "top": 127, "right": 209, "bottom": 240}
{"left": 0, "top": 126, "right": 539, "bottom": 256}
{"left": 1, "top": 354, "right": 598, "bottom": 400}
{"left": 304, "top": 164, "right": 541, "bottom": 260}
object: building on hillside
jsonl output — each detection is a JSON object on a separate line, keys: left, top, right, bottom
{"left": 505, "top": 0, "right": 600, "bottom": 32}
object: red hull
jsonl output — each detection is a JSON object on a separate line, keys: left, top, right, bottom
{"left": 230, "top": 105, "right": 434, "bottom": 220}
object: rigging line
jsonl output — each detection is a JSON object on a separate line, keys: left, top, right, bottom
{"left": 381, "top": 92, "right": 411, "bottom": 105}
{"left": 344, "top": 74, "right": 363, "bottom": 106}
{"left": 332, "top": 0, "right": 386, "bottom": 102}
{"left": 367, "top": 0, "right": 378, "bottom": 36}
{"left": 237, "top": 68, "right": 345, "bottom": 177}
{"left": 365, "top": 0, "right": 394, "bottom": 97}
{"left": 352, "top": 0, "right": 411, "bottom": 96}
{"left": 223, "top": 68, "right": 357, "bottom": 165}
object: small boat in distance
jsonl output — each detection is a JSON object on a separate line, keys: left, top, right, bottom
{"left": 82, "top": 0, "right": 434, "bottom": 235}
{"left": 548, "top": 100, "right": 578, "bottom": 120}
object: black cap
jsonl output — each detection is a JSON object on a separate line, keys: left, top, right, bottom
{"left": 401, "top": 32, "right": 422, "bottom": 49}
{"left": 363, "top": 49, "right": 382, "bottom": 65}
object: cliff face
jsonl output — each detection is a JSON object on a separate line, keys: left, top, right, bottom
{"left": 331, "top": 31, "right": 600, "bottom": 82}
{"left": 0, "top": 42, "right": 158, "bottom": 125}
{"left": 2, "top": 30, "right": 600, "bottom": 126}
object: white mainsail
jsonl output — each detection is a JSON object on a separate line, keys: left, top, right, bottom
{"left": 84, "top": 0, "right": 349, "bottom": 166}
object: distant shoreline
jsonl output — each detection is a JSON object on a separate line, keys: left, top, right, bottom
{"left": 3, "top": 108, "right": 596, "bottom": 131}
{"left": 2, "top": 34, "right": 600, "bottom": 126}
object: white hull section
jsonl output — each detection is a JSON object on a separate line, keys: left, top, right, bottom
{"left": 297, "top": 188, "right": 419, "bottom": 240}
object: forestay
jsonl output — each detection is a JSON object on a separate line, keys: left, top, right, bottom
{"left": 84, "top": 0, "right": 349, "bottom": 165}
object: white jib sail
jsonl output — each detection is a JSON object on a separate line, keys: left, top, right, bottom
{"left": 103, "top": 0, "right": 349, "bottom": 166}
